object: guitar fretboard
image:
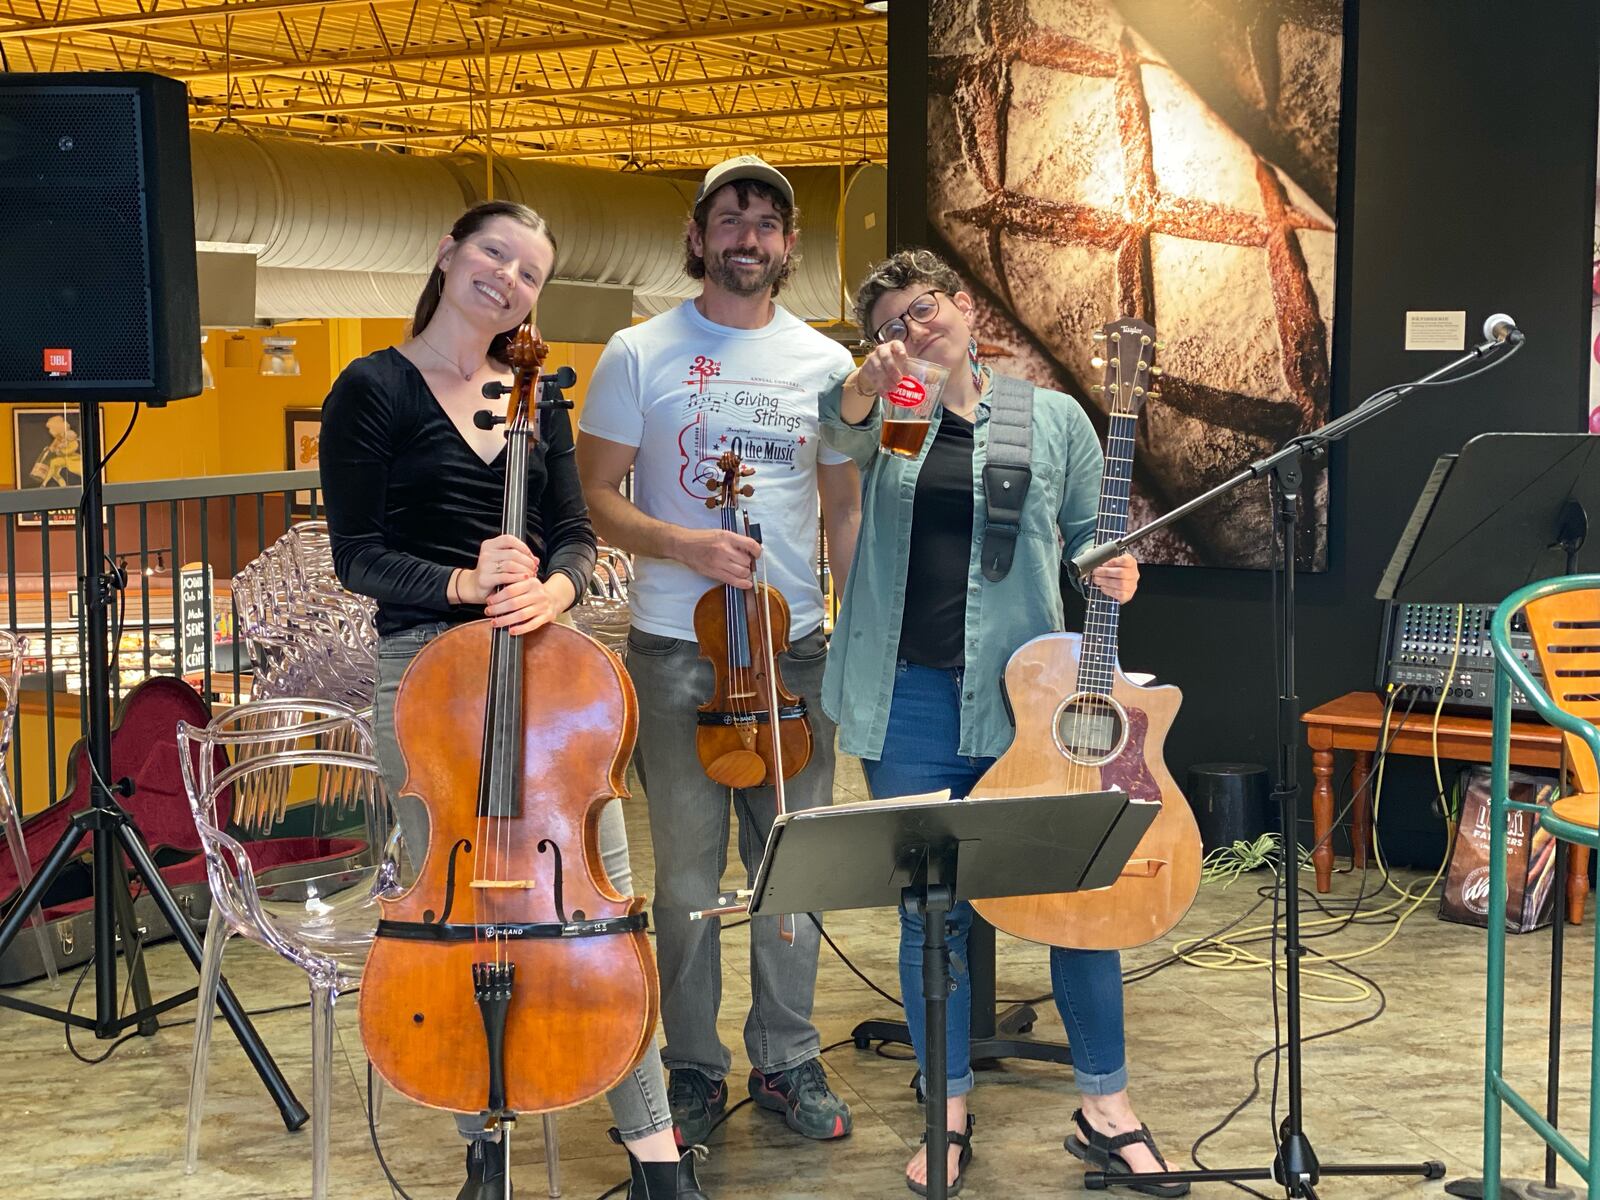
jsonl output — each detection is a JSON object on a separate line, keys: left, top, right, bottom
{"left": 1076, "top": 408, "right": 1136, "bottom": 699}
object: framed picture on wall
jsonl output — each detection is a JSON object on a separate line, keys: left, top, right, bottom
{"left": 12, "top": 406, "right": 106, "bottom": 527}
{"left": 284, "top": 407, "right": 322, "bottom": 516}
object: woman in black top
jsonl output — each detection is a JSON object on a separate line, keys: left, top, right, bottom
{"left": 320, "top": 200, "right": 707, "bottom": 1200}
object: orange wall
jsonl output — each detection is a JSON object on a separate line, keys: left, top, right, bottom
{"left": 0, "top": 320, "right": 608, "bottom": 493}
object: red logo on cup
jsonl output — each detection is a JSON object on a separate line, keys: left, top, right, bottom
{"left": 887, "top": 375, "right": 926, "bottom": 408}
{"left": 43, "top": 348, "right": 72, "bottom": 375}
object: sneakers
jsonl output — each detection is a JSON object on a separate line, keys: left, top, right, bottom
{"left": 668, "top": 1068, "right": 728, "bottom": 1148}
{"left": 748, "top": 1059, "right": 853, "bottom": 1140}
{"left": 456, "top": 1135, "right": 509, "bottom": 1200}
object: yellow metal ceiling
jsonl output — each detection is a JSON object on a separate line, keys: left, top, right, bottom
{"left": 0, "top": 0, "right": 887, "bottom": 168}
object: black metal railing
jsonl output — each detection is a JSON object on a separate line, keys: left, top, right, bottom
{"left": 0, "top": 470, "right": 321, "bottom": 814}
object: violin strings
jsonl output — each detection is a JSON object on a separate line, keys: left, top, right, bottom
{"left": 721, "top": 477, "right": 752, "bottom": 728}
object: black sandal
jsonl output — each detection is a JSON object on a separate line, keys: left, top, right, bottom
{"left": 907, "top": 1114, "right": 975, "bottom": 1197}
{"left": 1064, "top": 1109, "right": 1190, "bottom": 1197}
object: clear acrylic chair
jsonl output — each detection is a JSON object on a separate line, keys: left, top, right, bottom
{"left": 0, "top": 629, "right": 56, "bottom": 985}
{"left": 179, "top": 698, "right": 399, "bottom": 1200}
{"left": 573, "top": 546, "right": 633, "bottom": 655}
{"left": 233, "top": 521, "right": 379, "bottom": 707}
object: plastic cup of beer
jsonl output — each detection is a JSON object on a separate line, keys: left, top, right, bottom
{"left": 879, "top": 358, "right": 948, "bottom": 458}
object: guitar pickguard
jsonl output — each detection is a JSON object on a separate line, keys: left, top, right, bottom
{"left": 1097, "top": 707, "right": 1158, "bottom": 801}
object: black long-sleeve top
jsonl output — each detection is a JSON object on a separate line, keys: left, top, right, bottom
{"left": 319, "top": 348, "right": 597, "bottom": 637}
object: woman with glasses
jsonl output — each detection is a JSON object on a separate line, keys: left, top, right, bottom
{"left": 818, "top": 249, "right": 1184, "bottom": 1198}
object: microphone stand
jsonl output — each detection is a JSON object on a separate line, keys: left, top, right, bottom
{"left": 1077, "top": 332, "right": 1522, "bottom": 1197}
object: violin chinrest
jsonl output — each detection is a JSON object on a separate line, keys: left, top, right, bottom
{"left": 701, "top": 749, "right": 768, "bottom": 790}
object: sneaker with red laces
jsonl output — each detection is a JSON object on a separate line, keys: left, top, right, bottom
{"left": 748, "top": 1059, "right": 853, "bottom": 1140}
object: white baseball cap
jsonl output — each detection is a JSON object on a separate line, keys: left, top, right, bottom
{"left": 693, "top": 154, "right": 795, "bottom": 209}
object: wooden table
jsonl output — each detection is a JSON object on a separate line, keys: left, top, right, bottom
{"left": 1301, "top": 690, "right": 1587, "bottom": 923}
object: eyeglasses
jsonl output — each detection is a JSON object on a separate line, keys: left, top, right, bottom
{"left": 872, "top": 290, "right": 944, "bottom": 345}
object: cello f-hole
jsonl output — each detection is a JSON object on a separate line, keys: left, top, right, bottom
{"left": 424, "top": 837, "right": 474, "bottom": 925}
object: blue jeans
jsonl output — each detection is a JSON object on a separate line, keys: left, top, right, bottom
{"left": 860, "top": 661, "right": 1130, "bottom": 1098}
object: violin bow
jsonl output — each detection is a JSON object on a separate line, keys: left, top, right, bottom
{"left": 745, "top": 509, "right": 796, "bottom": 947}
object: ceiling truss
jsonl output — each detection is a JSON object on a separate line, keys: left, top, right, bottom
{"left": 0, "top": 0, "right": 888, "bottom": 169}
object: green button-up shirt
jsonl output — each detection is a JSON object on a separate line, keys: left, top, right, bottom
{"left": 819, "top": 366, "right": 1105, "bottom": 760}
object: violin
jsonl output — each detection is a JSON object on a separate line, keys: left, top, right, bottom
{"left": 359, "top": 321, "right": 658, "bottom": 1123}
{"left": 692, "top": 451, "right": 813, "bottom": 791}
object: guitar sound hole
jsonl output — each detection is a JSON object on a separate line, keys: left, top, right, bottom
{"left": 1055, "top": 694, "right": 1127, "bottom": 765}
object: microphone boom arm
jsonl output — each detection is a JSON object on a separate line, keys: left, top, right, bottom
{"left": 1071, "top": 333, "right": 1524, "bottom": 580}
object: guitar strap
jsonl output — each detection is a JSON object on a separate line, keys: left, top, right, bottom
{"left": 980, "top": 372, "right": 1035, "bottom": 582}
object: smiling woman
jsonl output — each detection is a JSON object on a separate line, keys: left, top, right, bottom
{"left": 315, "top": 198, "right": 709, "bottom": 1200}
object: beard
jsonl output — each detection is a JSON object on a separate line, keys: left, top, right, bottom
{"left": 704, "top": 248, "right": 785, "bottom": 296}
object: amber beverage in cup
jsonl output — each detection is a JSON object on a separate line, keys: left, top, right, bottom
{"left": 878, "top": 358, "right": 948, "bottom": 458}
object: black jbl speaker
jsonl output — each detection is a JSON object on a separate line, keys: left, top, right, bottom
{"left": 0, "top": 72, "right": 200, "bottom": 404}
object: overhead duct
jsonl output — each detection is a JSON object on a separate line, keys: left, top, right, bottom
{"left": 187, "top": 131, "right": 885, "bottom": 332}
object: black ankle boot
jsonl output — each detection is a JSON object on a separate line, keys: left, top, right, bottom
{"left": 611, "top": 1129, "right": 710, "bottom": 1199}
{"left": 456, "top": 1135, "right": 510, "bottom": 1200}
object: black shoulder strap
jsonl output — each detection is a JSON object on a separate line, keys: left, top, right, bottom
{"left": 980, "top": 373, "right": 1035, "bottom": 582}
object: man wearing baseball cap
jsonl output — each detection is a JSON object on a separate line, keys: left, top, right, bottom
{"left": 578, "top": 155, "right": 860, "bottom": 1151}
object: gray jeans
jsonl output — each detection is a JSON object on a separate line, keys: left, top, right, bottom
{"left": 624, "top": 624, "right": 836, "bottom": 1080}
{"left": 373, "top": 622, "right": 673, "bottom": 1141}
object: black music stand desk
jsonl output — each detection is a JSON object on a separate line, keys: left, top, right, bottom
{"left": 741, "top": 789, "right": 1157, "bottom": 1200}
{"left": 1377, "top": 432, "right": 1598, "bottom": 603}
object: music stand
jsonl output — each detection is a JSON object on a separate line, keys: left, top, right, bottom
{"left": 1381, "top": 433, "right": 1596, "bottom": 1200}
{"left": 739, "top": 788, "right": 1157, "bottom": 1200}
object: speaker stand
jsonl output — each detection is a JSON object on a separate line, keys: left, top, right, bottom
{"left": 0, "top": 397, "right": 305, "bottom": 1130}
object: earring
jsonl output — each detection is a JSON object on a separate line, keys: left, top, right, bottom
{"left": 968, "top": 336, "right": 983, "bottom": 391}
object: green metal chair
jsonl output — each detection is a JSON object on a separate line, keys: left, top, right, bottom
{"left": 1484, "top": 573, "right": 1600, "bottom": 1198}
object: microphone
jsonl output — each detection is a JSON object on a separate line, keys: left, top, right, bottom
{"left": 1481, "top": 313, "right": 1523, "bottom": 345}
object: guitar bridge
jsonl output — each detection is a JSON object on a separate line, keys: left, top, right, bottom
{"left": 1118, "top": 859, "right": 1166, "bottom": 879}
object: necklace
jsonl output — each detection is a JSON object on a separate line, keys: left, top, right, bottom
{"left": 417, "top": 331, "right": 485, "bottom": 381}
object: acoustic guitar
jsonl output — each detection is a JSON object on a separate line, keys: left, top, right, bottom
{"left": 970, "top": 317, "right": 1202, "bottom": 950}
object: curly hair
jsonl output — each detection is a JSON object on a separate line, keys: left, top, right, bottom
{"left": 683, "top": 179, "right": 799, "bottom": 296}
{"left": 852, "top": 248, "right": 965, "bottom": 339}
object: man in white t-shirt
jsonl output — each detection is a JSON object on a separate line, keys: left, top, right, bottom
{"left": 577, "top": 155, "right": 861, "bottom": 1150}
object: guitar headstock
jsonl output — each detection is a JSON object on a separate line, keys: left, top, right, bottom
{"left": 1090, "top": 318, "right": 1161, "bottom": 419}
{"left": 703, "top": 451, "right": 756, "bottom": 511}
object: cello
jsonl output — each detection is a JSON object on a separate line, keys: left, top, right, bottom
{"left": 692, "top": 451, "right": 813, "bottom": 790}
{"left": 969, "top": 318, "right": 1202, "bottom": 950}
{"left": 359, "top": 322, "right": 658, "bottom": 1123}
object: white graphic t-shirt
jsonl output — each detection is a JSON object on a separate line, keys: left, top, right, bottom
{"left": 580, "top": 300, "right": 853, "bottom": 640}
